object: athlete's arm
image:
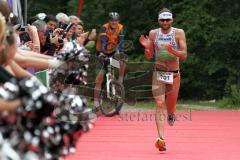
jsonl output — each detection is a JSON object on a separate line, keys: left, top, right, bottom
{"left": 118, "top": 27, "right": 125, "bottom": 52}
{"left": 100, "top": 26, "right": 107, "bottom": 53}
{"left": 144, "top": 30, "right": 155, "bottom": 60}
{"left": 148, "top": 30, "right": 155, "bottom": 54}
{"left": 140, "top": 30, "right": 155, "bottom": 60}
{"left": 165, "top": 29, "right": 187, "bottom": 60}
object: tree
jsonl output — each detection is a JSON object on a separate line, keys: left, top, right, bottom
{"left": 27, "top": 0, "right": 69, "bottom": 17}
{"left": 26, "top": 0, "right": 240, "bottom": 102}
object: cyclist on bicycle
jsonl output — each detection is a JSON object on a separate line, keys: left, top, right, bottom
{"left": 93, "top": 12, "right": 126, "bottom": 111}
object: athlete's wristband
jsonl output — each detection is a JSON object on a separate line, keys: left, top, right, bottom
{"left": 145, "top": 49, "right": 153, "bottom": 60}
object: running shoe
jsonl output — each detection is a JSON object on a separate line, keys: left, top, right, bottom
{"left": 155, "top": 137, "right": 166, "bottom": 151}
{"left": 167, "top": 113, "right": 176, "bottom": 126}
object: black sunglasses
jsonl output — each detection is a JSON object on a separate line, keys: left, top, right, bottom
{"left": 160, "top": 19, "right": 171, "bottom": 22}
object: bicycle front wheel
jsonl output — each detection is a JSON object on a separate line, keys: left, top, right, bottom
{"left": 100, "top": 80, "right": 125, "bottom": 117}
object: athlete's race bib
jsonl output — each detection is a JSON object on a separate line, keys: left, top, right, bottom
{"left": 157, "top": 71, "right": 173, "bottom": 84}
{"left": 110, "top": 58, "right": 120, "bottom": 69}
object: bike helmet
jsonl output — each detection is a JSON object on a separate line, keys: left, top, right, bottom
{"left": 108, "top": 12, "right": 120, "bottom": 20}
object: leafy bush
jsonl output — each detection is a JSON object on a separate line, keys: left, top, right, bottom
{"left": 219, "top": 85, "right": 240, "bottom": 108}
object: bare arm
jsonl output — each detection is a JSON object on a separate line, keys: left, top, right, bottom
{"left": 9, "top": 60, "right": 33, "bottom": 78}
{"left": 27, "top": 25, "right": 40, "bottom": 53}
{"left": 166, "top": 29, "right": 187, "bottom": 60}
{"left": 139, "top": 29, "right": 156, "bottom": 60}
{"left": 148, "top": 30, "right": 157, "bottom": 54}
{"left": 14, "top": 52, "right": 50, "bottom": 69}
{"left": 15, "top": 50, "right": 63, "bottom": 69}
{"left": 18, "top": 49, "right": 53, "bottom": 60}
{"left": 176, "top": 29, "right": 187, "bottom": 59}
{"left": 0, "top": 99, "right": 21, "bottom": 110}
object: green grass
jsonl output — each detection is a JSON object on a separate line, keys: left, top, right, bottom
{"left": 218, "top": 98, "right": 240, "bottom": 109}
{"left": 131, "top": 101, "right": 156, "bottom": 109}
{"left": 177, "top": 100, "right": 220, "bottom": 107}
{"left": 86, "top": 98, "right": 94, "bottom": 108}
{"left": 86, "top": 97, "right": 239, "bottom": 111}
{"left": 129, "top": 100, "right": 221, "bottom": 111}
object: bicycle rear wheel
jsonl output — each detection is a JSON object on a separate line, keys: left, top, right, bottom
{"left": 100, "top": 80, "right": 125, "bottom": 117}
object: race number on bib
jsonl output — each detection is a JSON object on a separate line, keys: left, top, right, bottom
{"left": 157, "top": 71, "right": 173, "bottom": 84}
{"left": 110, "top": 58, "right": 120, "bottom": 69}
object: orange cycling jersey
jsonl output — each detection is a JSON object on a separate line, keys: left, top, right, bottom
{"left": 96, "top": 23, "right": 123, "bottom": 53}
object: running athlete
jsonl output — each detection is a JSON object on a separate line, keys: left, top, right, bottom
{"left": 93, "top": 12, "right": 126, "bottom": 110}
{"left": 139, "top": 8, "right": 187, "bottom": 151}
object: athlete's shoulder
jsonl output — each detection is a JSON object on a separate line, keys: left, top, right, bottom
{"left": 118, "top": 23, "right": 123, "bottom": 27}
{"left": 174, "top": 28, "right": 186, "bottom": 41}
{"left": 149, "top": 28, "right": 158, "bottom": 40}
{"left": 102, "top": 23, "right": 109, "bottom": 28}
{"left": 118, "top": 23, "right": 124, "bottom": 30}
{"left": 101, "top": 23, "right": 109, "bottom": 32}
{"left": 174, "top": 28, "right": 185, "bottom": 34}
{"left": 149, "top": 28, "right": 158, "bottom": 35}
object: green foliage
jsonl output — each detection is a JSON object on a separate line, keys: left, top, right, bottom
{"left": 171, "top": 0, "right": 240, "bottom": 101}
{"left": 27, "top": 0, "right": 240, "bottom": 105}
{"left": 27, "top": 0, "right": 69, "bottom": 16}
{"left": 219, "top": 85, "right": 240, "bottom": 108}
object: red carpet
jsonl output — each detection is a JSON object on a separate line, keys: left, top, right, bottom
{"left": 66, "top": 111, "right": 240, "bottom": 160}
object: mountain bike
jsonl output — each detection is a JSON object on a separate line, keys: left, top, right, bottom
{"left": 98, "top": 41, "right": 132, "bottom": 116}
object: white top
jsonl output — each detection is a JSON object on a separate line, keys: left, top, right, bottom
{"left": 154, "top": 27, "right": 179, "bottom": 62}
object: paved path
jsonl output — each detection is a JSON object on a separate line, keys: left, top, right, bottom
{"left": 66, "top": 111, "right": 240, "bottom": 160}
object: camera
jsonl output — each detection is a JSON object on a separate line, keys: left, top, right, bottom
{"left": 19, "top": 26, "right": 28, "bottom": 32}
{"left": 57, "top": 22, "right": 74, "bottom": 43}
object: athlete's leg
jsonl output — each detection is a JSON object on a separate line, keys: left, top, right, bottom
{"left": 154, "top": 95, "right": 165, "bottom": 138}
{"left": 93, "top": 55, "right": 106, "bottom": 108}
{"left": 166, "top": 74, "right": 180, "bottom": 125}
{"left": 152, "top": 71, "right": 166, "bottom": 139}
{"left": 94, "top": 72, "right": 104, "bottom": 107}
{"left": 152, "top": 81, "right": 167, "bottom": 151}
{"left": 118, "top": 54, "right": 128, "bottom": 83}
{"left": 166, "top": 74, "right": 180, "bottom": 114}
{"left": 118, "top": 61, "right": 126, "bottom": 83}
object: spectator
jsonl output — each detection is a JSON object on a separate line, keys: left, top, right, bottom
{"left": 45, "top": 14, "right": 57, "bottom": 32}
{"left": 76, "top": 21, "right": 84, "bottom": 37}
{"left": 32, "top": 20, "right": 47, "bottom": 50}
{"left": 56, "top": 12, "right": 69, "bottom": 27}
